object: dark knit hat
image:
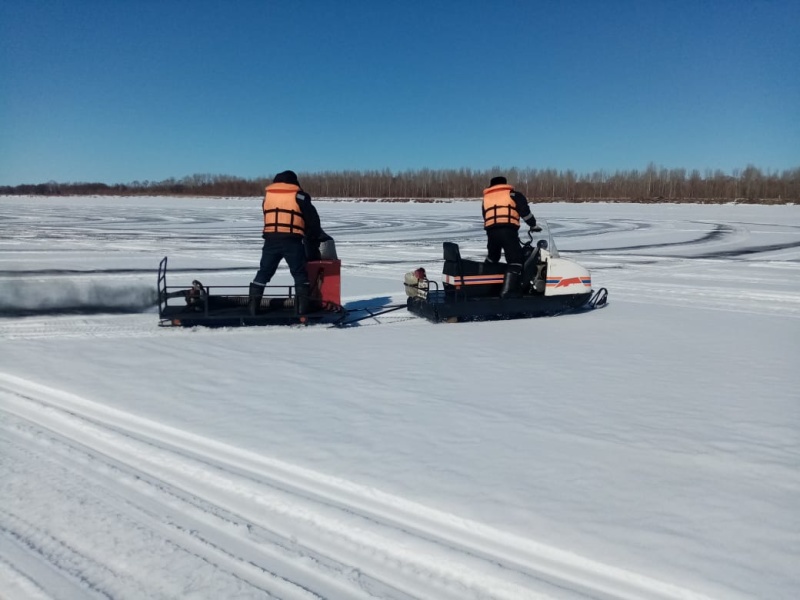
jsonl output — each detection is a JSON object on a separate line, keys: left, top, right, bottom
{"left": 489, "top": 176, "right": 507, "bottom": 186}
{"left": 273, "top": 170, "right": 299, "bottom": 185}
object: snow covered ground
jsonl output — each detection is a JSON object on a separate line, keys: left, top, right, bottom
{"left": 1, "top": 195, "right": 798, "bottom": 600}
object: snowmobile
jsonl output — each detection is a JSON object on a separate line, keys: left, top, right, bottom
{"left": 404, "top": 220, "right": 608, "bottom": 322}
{"left": 158, "top": 239, "right": 347, "bottom": 327}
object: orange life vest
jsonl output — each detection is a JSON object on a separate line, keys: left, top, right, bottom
{"left": 262, "top": 183, "right": 306, "bottom": 235}
{"left": 482, "top": 184, "right": 520, "bottom": 228}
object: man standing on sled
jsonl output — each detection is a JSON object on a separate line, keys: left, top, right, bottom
{"left": 249, "top": 170, "right": 321, "bottom": 315}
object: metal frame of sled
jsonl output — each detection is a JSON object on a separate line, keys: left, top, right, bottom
{"left": 157, "top": 257, "right": 408, "bottom": 328}
{"left": 157, "top": 257, "right": 348, "bottom": 327}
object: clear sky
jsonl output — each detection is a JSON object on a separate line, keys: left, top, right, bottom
{"left": 1, "top": 0, "right": 798, "bottom": 186}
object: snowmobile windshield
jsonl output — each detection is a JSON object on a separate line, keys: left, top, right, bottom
{"left": 531, "top": 219, "right": 559, "bottom": 258}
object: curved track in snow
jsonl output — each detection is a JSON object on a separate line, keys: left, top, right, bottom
{"left": 0, "top": 373, "right": 715, "bottom": 600}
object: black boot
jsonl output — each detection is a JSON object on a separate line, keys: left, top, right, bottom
{"left": 248, "top": 282, "right": 264, "bottom": 315}
{"left": 296, "top": 283, "right": 310, "bottom": 315}
{"left": 500, "top": 264, "right": 523, "bottom": 298}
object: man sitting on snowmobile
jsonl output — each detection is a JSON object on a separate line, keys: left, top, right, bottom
{"left": 249, "top": 170, "right": 322, "bottom": 315}
{"left": 482, "top": 175, "right": 539, "bottom": 298}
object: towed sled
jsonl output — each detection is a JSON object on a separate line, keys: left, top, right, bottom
{"left": 158, "top": 237, "right": 407, "bottom": 328}
{"left": 404, "top": 220, "right": 608, "bottom": 323}
{"left": 158, "top": 255, "right": 346, "bottom": 328}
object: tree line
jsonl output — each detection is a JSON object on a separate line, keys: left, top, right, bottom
{"left": 2, "top": 164, "right": 798, "bottom": 203}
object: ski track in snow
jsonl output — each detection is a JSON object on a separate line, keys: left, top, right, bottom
{"left": 0, "top": 373, "right": 718, "bottom": 600}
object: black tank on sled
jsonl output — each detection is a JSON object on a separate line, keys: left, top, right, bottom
{"left": 405, "top": 222, "right": 607, "bottom": 323}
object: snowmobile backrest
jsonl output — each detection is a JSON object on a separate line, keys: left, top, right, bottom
{"left": 443, "top": 242, "right": 462, "bottom": 263}
{"left": 442, "top": 242, "right": 465, "bottom": 281}
{"left": 442, "top": 242, "right": 464, "bottom": 288}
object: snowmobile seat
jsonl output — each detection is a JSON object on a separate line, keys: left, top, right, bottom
{"left": 442, "top": 242, "right": 504, "bottom": 297}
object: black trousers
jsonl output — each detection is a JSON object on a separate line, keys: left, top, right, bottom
{"left": 253, "top": 236, "right": 309, "bottom": 287}
{"left": 486, "top": 226, "right": 523, "bottom": 266}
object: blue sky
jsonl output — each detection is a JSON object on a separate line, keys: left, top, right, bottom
{"left": 1, "top": 0, "right": 798, "bottom": 185}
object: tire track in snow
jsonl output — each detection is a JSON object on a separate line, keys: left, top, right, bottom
{"left": 0, "top": 373, "right": 717, "bottom": 600}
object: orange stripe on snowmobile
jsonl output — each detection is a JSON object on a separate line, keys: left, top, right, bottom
{"left": 445, "top": 274, "right": 505, "bottom": 287}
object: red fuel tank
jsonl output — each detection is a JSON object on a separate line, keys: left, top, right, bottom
{"left": 307, "top": 260, "right": 341, "bottom": 307}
